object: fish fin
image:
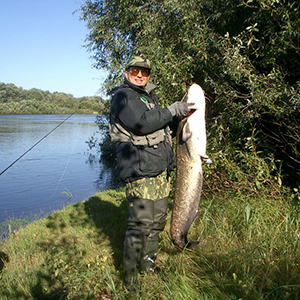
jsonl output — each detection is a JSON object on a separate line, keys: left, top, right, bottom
{"left": 204, "top": 158, "right": 213, "bottom": 164}
{"left": 182, "top": 123, "right": 192, "bottom": 142}
{"left": 187, "top": 241, "right": 200, "bottom": 249}
{"left": 181, "top": 92, "right": 188, "bottom": 102}
{"left": 200, "top": 155, "right": 213, "bottom": 164}
{"left": 173, "top": 240, "right": 199, "bottom": 251}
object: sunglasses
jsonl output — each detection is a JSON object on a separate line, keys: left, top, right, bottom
{"left": 129, "top": 67, "right": 150, "bottom": 77}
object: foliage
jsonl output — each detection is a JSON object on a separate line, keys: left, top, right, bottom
{"left": 1, "top": 188, "right": 300, "bottom": 299}
{"left": 86, "top": 113, "right": 118, "bottom": 170}
{"left": 0, "top": 82, "right": 108, "bottom": 115}
{"left": 79, "top": 0, "right": 300, "bottom": 189}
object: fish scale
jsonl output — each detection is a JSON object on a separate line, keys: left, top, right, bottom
{"left": 170, "top": 83, "right": 210, "bottom": 250}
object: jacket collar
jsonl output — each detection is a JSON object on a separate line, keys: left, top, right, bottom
{"left": 123, "top": 78, "right": 157, "bottom": 94}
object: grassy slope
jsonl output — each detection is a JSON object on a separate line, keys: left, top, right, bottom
{"left": 1, "top": 188, "right": 300, "bottom": 299}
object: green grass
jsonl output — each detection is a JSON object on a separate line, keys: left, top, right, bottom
{"left": 1, "top": 187, "right": 300, "bottom": 299}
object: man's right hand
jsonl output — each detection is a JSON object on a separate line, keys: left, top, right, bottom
{"left": 167, "top": 102, "right": 193, "bottom": 117}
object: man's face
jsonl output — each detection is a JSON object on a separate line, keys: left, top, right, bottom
{"left": 125, "top": 67, "right": 150, "bottom": 86}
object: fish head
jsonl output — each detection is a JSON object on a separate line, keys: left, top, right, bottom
{"left": 185, "top": 84, "right": 205, "bottom": 110}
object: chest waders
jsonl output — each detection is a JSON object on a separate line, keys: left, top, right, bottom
{"left": 109, "top": 85, "right": 174, "bottom": 288}
{"left": 123, "top": 171, "right": 170, "bottom": 287}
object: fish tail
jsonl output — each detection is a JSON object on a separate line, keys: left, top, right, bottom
{"left": 172, "top": 233, "right": 199, "bottom": 251}
{"left": 187, "top": 241, "right": 200, "bottom": 249}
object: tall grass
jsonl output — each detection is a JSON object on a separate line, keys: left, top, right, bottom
{"left": 1, "top": 187, "right": 300, "bottom": 299}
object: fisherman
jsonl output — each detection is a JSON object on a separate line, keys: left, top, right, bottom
{"left": 109, "top": 55, "right": 191, "bottom": 289}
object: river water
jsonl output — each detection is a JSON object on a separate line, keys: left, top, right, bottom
{"left": 0, "top": 114, "right": 118, "bottom": 224}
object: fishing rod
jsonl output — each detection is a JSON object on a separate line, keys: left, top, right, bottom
{"left": 0, "top": 107, "right": 81, "bottom": 176}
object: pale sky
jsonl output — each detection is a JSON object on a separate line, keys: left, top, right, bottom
{"left": 0, "top": 0, "right": 107, "bottom": 98}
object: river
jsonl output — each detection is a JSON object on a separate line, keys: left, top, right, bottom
{"left": 0, "top": 114, "right": 119, "bottom": 225}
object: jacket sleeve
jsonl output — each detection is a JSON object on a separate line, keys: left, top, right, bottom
{"left": 111, "top": 88, "right": 173, "bottom": 136}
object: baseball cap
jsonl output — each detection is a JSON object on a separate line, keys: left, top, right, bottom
{"left": 125, "top": 55, "right": 151, "bottom": 70}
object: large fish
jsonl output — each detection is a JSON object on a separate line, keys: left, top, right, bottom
{"left": 170, "top": 83, "right": 211, "bottom": 250}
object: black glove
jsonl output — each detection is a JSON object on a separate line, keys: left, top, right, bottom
{"left": 167, "top": 102, "right": 192, "bottom": 117}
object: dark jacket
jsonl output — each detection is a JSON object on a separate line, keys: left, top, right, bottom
{"left": 109, "top": 79, "right": 176, "bottom": 183}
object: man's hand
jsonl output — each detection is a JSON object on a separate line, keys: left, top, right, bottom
{"left": 167, "top": 102, "right": 194, "bottom": 117}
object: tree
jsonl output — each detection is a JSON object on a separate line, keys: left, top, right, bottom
{"left": 0, "top": 82, "right": 107, "bottom": 115}
{"left": 79, "top": 0, "right": 300, "bottom": 188}
{"left": 25, "top": 88, "right": 45, "bottom": 102}
{"left": 0, "top": 83, "right": 24, "bottom": 103}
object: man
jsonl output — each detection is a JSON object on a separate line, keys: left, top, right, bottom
{"left": 109, "top": 55, "right": 190, "bottom": 288}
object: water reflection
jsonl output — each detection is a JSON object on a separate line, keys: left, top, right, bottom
{"left": 85, "top": 152, "right": 122, "bottom": 192}
{"left": 0, "top": 114, "right": 120, "bottom": 224}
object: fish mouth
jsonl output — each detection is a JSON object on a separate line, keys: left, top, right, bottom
{"left": 185, "top": 109, "right": 197, "bottom": 118}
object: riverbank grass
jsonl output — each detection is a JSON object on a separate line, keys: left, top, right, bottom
{"left": 1, "top": 188, "right": 300, "bottom": 299}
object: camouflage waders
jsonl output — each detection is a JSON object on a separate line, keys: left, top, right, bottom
{"left": 123, "top": 170, "right": 171, "bottom": 286}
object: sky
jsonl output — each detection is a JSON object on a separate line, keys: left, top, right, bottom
{"left": 0, "top": 0, "right": 107, "bottom": 98}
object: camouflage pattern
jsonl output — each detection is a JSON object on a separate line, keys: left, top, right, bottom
{"left": 126, "top": 170, "right": 171, "bottom": 200}
{"left": 125, "top": 55, "right": 151, "bottom": 70}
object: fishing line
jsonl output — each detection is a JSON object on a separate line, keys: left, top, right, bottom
{"left": 0, "top": 108, "right": 81, "bottom": 176}
{"left": 50, "top": 114, "right": 84, "bottom": 199}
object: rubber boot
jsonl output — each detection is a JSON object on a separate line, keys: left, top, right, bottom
{"left": 139, "top": 197, "right": 168, "bottom": 273}
{"left": 153, "top": 197, "right": 168, "bottom": 232}
{"left": 123, "top": 231, "right": 142, "bottom": 289}
{"left": 123, "top": 198, "right": 154, "bottom": 287}
{"left": 139, "top": 235, "right": 159, "bottom": 273}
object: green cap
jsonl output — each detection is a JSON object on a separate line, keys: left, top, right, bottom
{"left": 125, "top": 55, "right": 151, "bottom": 70}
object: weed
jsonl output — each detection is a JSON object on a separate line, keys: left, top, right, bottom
{"left": 1, "top": 188, "right": 300, "bottom": 299}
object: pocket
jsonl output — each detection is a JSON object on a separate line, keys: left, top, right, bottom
{"left": 138, "top": 144, "right": 167, "bottom": 175}
{"left": 166, "top": 143, "right": 176, "bottom": 173}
